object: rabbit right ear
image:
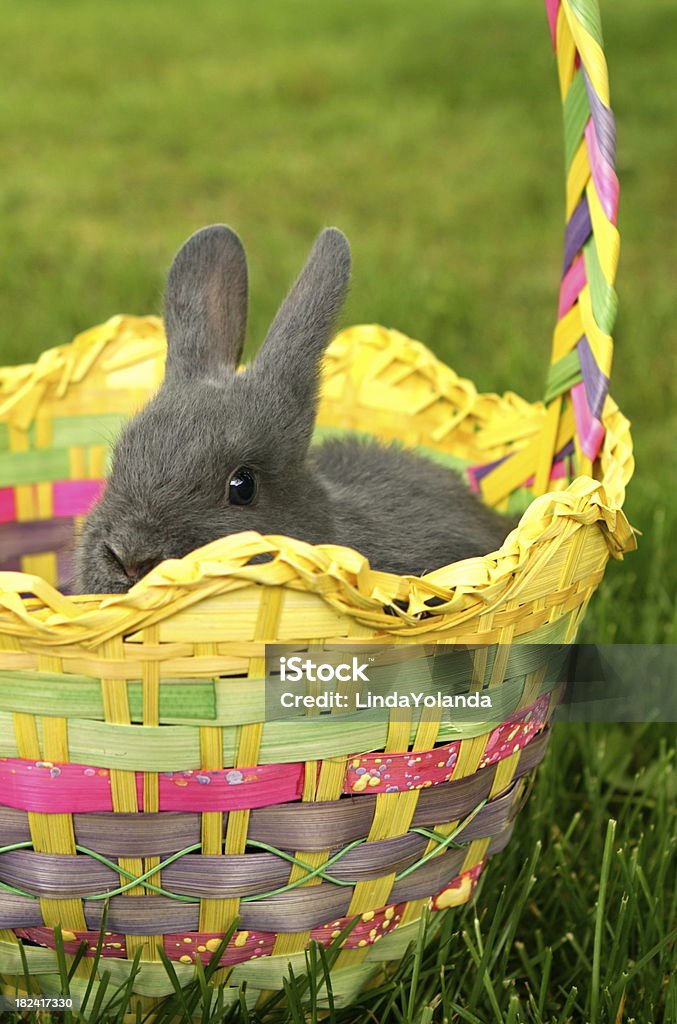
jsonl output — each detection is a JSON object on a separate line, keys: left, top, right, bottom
{"left": 253, "top": 228, "right": 351, "bottom": 450}
{"left": 163, "top": 225, "right": 248, "bottom": 382}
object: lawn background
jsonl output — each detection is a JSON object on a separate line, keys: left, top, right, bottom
{"left": 0, "top": 1, "right": 674, "bottom": 1021}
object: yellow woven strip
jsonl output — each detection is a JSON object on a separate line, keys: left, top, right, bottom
{"left": 271, "top": 756, "right": 348, "bottom": 959}
{"left": 534, "top": 397, "right": 563, "bottom": 496}
{"left": 14, "top": 486, "right": 36, "bottom": 521}
{"left": 561, "top": 528, "right": 588, "bottom": 591}
{"left": 88, "top": 444, "right": 107, "bottom": 479}
{"left": 470, "top": 645, "right": 488, "bottom": 691}
{"left": 198, "top": 723, "right": 227, "bottom": 933}
{"left": 338, "top": 707, "right": 438, "bottom": 971}
{"left": 34, "top": 415, "right": 54, "bottom": 519}
{"left": 0, "top": 931, "right": 19, "bottom": 948}
{"left": 573, "top": 430, "right": 593, "bottom": 479}
{"left": 521, "top": 665, "right": 549, "bottom": 709}
{"left": 586, "top": 181, "right": 620, "bottom": 284}
{"left": 489, "top": 750, "right": 521, "bottom": 799}
{"left": 12, "top": 713, "right": 40, "bottom": 757}
{"left": 12, "top": 658, "right": 88, "bottom": 934}
{"left": 359, "top": 700, "right": 490, "bottom": 942}
{"left": 21, "top": 554, "right": 57, "bottom": 587}
{"left": 36, "top": 483, "right": 52, "bottom": 518}
{"left": 552, "top": 304, "right": 583, "bottom": 365}
{"left": 100, "top": 643, "right": 149, "bottom": 960}
{"left": 412, "top": 706, "right": 443, "bottom": 753}
{"left": 8, "top": 424, "right": 29, "bottom": 453}
{"left": 68, "top": 446, "right": 86, "bottom": 480}
{"left": 555, "top": 397, "right": 576, "bottom": 453}
{"left": 140, "top": 627, "right": 161, "bottom": 962}
{"left": 480, "top": 432, "right": 543, "bottom": 506}
{"left": 223, "top": 589, "right": 284, "bottom": 943}
{"left": 562, "top": 0, "right": 610, "bottom": 106}
{"left": 38, "top": 714, "right": 87, "bottom": 933}
{"left": 578, "top": 285, "right": 613, "bottom": 377}
{"left": 453, "top": 734, "right": 489, "bottom": 783}
{"left": 461, "top": 838, "right": 491, "bottom": 874}
{"left": 301, "top": 760, "right": 318, "bottom": 800}
{"left": 566, "top": 140, "right": 591, "bottom": 221}
{"left": 556, "top": 3, "right": 577, "bottom": 99}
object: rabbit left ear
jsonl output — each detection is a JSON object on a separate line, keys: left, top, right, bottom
{"left": 164, "top": 224, "right": 248, "bottom": 383}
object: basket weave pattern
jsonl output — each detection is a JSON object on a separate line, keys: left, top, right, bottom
{"left": 0, "top": 0, "right": 634, "bottom": 1010}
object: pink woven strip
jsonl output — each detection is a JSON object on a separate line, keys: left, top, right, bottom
{"left": 558, "top": 254, "right": 586, "bottom": 319}
{"left": 0, "top": 697, "right": 550, "bottom": 812}
{"left": 15, "top": 863, "right": 487, "bottom": 964}
{"left": 53, "top": 480, "right": 104, "bottom": 517}
{"left": 571, "top": 381, "right": 605, "bottom": 460}
{"left": 0, "top": 488, "right": 17, "bottom": 524}
{"left": 0, "top": 760, "right": 304, "bottom": 813}
{"left": 545, "top": 0, "right": 560, "bottom": 46}
{"left": 584, "top": 119, "right": 620, "bottom": 223}
{"left": 345, "top": 695, "right": 549, "bottom": 794}
{"left": 0, "top": 480, "right": 103, "bottom": 524}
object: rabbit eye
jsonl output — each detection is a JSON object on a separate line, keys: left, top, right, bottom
{"left": 228, "top": 466, "right": 257, "bottom": 506}
{"left": 104, "top": 543, "right": 125, "bottom": 572}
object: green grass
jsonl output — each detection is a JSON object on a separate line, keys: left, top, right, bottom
{"left": 0, "top": 0, "right": 675, "bottom": 1020}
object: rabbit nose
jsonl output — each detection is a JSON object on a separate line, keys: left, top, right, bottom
{"left": 123, "top": 558, "right": 159, "bottom": 583}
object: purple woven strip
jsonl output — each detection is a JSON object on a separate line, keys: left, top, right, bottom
{"left": 0, "top": 558, "right": 22, "bottom": 572}
{"left": 470, "top": 455, "right": 508, "bottom": 485}
{"left": 0, "top": 517, "right": 74, "bottom": 560}
{"left": 0, "top": 737, "right": 549, "bottom": 864}
{"left": 0, "top": 789, "right": 520, "bottom": 901}
{"left": 578, "top": 336, "right": 609, "bottom": 420}
{"left": 554, "top": 440, "right": 576, "bottom": 461}
{"left": 0, "top": 829, "right": 514, "bottom": 935}
{"left": 563, "top": 195, "right": 592, "bottom": 272}
{"left": 583, "top": 68, "right": 616, "bottom": 167}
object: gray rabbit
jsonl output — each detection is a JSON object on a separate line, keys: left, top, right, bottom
{"left": 75, "top": 225, "right": 513, "bottom": 593}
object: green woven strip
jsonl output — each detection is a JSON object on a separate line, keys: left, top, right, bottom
{"left": 544, "top": 349, "right": 582, "bottom": 404}
{"left": 0, "top": 938, "right": 378, "bottom": 1002}
{"left": 508, "top": 487, "right": 547, "bottom": 515}
{"left": 583, "top": 238, "right": 619, "bottom": 336}
{"left": 0, "top": 414, "right": 126, "bottom": 454}
{"left": 0, "top": 672, "right": 103, "bottom": 718}
{"left": 0, "top": 913, "right": 442, "bottom": 994}
{"left": 0, "top": 947, "right": 204, "bottom": 1000}
{"left": 0, "top": 663, "right": 560, "bottom": 765}
{"left": 0, "top": 674, "right": 217, "bottom": 723}
{"left": 567, "top": 0, "right": 604, "bottom": 48}
{"left": 0, "top": 673, "right": 555, "bottom": 767}
{"left": 563, "top": 72, "right": 589, "bottom": 170}
{"left": 0, "top": 449, "right": 70, "bottom": 487}
{"left": 127, "top": 681, "right": 216, "bottom": 722}
{"left": 50, "top": 413, "right": 126, "bottom": 449}
{"left": 0, "top": 638, "right": 567, "bottom": 728}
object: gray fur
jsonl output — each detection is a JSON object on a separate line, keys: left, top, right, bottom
{"left": 75, "top": 225, "right": 512, "bottom": 594}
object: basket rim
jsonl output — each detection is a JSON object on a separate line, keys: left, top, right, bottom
{"left": 0, "top": 316, "right": 635, "bottom": 642}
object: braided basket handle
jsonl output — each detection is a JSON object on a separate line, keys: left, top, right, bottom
{"left": 481, "top": 0, "right": 619, "bottom": 503}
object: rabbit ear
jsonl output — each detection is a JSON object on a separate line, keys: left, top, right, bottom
{"left": 163, "top": 225, "right": 248, "bottom": 382}
{"left": 254, "top": 228, "right": 350, "bottom": 440}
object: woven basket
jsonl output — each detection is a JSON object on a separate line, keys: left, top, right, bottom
{"left": 0, "top": 0, "right": 635, "bottom": 1015}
